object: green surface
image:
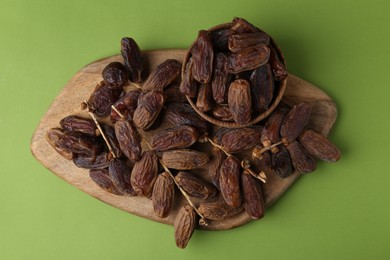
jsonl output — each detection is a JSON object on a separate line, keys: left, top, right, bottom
{"left": 1, "top": 0, "right": 389, "bottom": 259}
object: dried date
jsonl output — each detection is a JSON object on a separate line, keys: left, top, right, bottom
{"left": 108, "top": 158, "right": 135, "bottom": 196}
{"left": 219, "top": 156, "right": 242, "bottom": 208}
{"left": 114, "top": 120, "right": 141, "bottom": 162}
{"left": 73, "top": 152, "right": 110, "bottom": 169}
{"left": 150, "top": 125, "right": 199, "bottom": 151}
{"left": 46, "top": 128, "right": 73, "bottom": 160}
{"left": 241, "top": 170, "right": 265, "bottom": 219}
{"left": 195, "top": 83, "right": 213, "bottom": 112}
{"left": 89, "top": 168, "right": 123, "bottom": 196}
{"left": 161, "top": 149, "right": 209, "bottom": 170}
{"left": 209, "top": 147, "right": 226, "bottom": 189}
{"left": 287, "top": 141, "right": 317, "bottom": 174}
{"left": 272, "top": 145, "right": 293, "bottom": 178}
{"left": 133, "top": 91, "right": 165, "bottom": 130}
{"left": 212, "top": 104, "right": 234, "bottom": 122}
{"left": 211, "top": 53, "right": 230, "bottom": 104}
{"left": 102, "top": 62, "right": 128, "bottom": 88}
{"left": 88, "top": 82, "right": 123, "bottom": 117}
{"left": 191, "top": 30, "right": 214, "bottom": 84}
{"left": 143, "top": 59, "right": 182, "bottom": 92}
{"left": 214, "top": 126, "right": 263, "bottom": 153}
{"left": 269, "top": 45, "right": 287, "bottom": 81}
{"left": 280, "top": 101, "right": 312, "bottom": 144}
{"left": 174, "top": 205, "right": 197, "bottom": 249}
{"left": 164, "top": 103, "right": 208, "bottom": 134}
{"left": 175, "top": 171, "right": 217, "bottom": 200}
{"left": 179, "top": 57, "right": 199, "bottom": 98}
{"left": 228, "top": 32, "right": 270, "bottom": 53}
{"left": 261, "top": 105, "right": 289, "bottom": 147}
{"left": 57, "top": 131, "right": 102, "bottom": 157}
{"left": 198, "top": 200, "right": 243, "bottom": 221}
{"left": 110, "top": 89, "right": 140, "bottom": 123}
{"left": 250, "top": 63, "right": 274, "bottom": 112}
{"left": 298, "top": 130, "right": 340, "bottom": 162}
{"left": 227, "top": 44, "right": 270, "bottom": 74}
{"left": 228, "top": 79, "right": 252, "bottom": 125}
{"left": 60, "top": 115, "right": 98, "bottom": 136}
{"left": 231, "top": 17, "right": 258, "bottom": 33}
{"left": 130, "top": 151, "right": 158, "bottom": 198}
{"left": 152, "top": 172, "right": 175, "bottom": 218}
{"left": 121, "top": 37, "right": 143, "bottom": 83}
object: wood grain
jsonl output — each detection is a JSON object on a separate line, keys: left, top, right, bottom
{"left": 30, "top": 49, "right": 337, "bottom": 231}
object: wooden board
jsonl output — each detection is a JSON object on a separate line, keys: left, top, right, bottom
{"left": 30, "top": 49, "right": 337, "bottom": 231}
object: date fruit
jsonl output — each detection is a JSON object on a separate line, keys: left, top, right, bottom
{"left": 219, "top": 156, "right": 242, "bottom": 208}
{"left": 108, "top": 159, "right": 135, "bottom": 196}
{"left": 227, "top": 44, "right": 270, "bottom": 74}
{"left": 143, "top": 59, "right": 182, "bottom": 92}
{"left": 133, "top": 91, "right": 165, "bottom": 130}
{"left": 150, "top": 125, "right": 199, "bottom": 151}
{"left": 214, "top": 126, "right": 263, "bottom": 154}
{"left": 121, "top": 37, "right": 143, "bottom": 83}
{"left": 272, "top": 145, "right": 293, "bottom": 178}
{"left": 174, "top": 205, "right": 197, "bottom": 249}
{"left": 175, "top": 171, "right": 217, "bottom": 200}
{"left": 161, "top": 149, "right": 209, "bottom": 170}
{"left": 102, "top": 62, "right": 128, "bottom": 88}
{"left": 114, "top": 120, "right": 141, "bottom": 162}
{"left": 198, "top": 200, "right": 243, "bottom": 221}
{"left": 281, "top": 101, "right": 312, "bottom": 144}
{"left": 89, "top": 168, "right": 123, "bottom": 196}
{"left": 287, "top": 141, "right": 317, "bottom": 174}
{"left": 250, "top": 63, "right": 274, "bottom": 112}
{"left": 228, "top": 79, "right": 252, "bottom": 125}
{"left": 299, "top": 130, "right": 341, "bottom": 162}
{"left": 241, "top": 170, "right": 265, "bottom": 219}
{"left": 88, "top": 82, "right": 123, "bottom": 117}
{"left": 110, "top": 89, "right": 140, "bottom": 123}
{"left": 130, "top": 151, "right": 159, "bottom": 198}
{"left": 191, "top": 30, "right": 214, "bottom": 84}
{"left": 211, "top": 53, "right": 229, "bottom": 104}
{"left": 60, "top": 115, "right": 98, "bottom": 136}
{"left": 46, "top": 128, "right": 73, "bottom": 160}
{"left": 152, "top": 172, "right": 175, "bottom": 218}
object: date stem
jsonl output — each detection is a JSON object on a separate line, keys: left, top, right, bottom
{"left": 82, "top": 101, "right": 116, "bottom": 158}
{"left": 253, "top": 141, "right": 283, "bottom": 159}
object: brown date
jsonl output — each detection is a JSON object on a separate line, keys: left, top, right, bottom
{"left": 161, "top": 149, "right": 209, "bottom": 170}
{"left": 195, "top": 83, "right": 213, "bottom": 112}
{"left": 261, "top": 105, "right": 289, "bottom": 148}
{"left": 73, "top": 152, "right": 110, "bottom": 169}
{"left": 252, "top": 144, "right": 275, "bottom": 176}
{"left": 250, "top": 63, "right": 274, "bottom": 112}
{"left": 114, "top": 120, "right": 141, "bottom": 162}
{"left": 89, "top": 168, "right": 123, "bottom": 196}
{"left": 164, "top": 103, "right": 209, "bottom": 134}
{"left": 143, "top": 59, "right": 182, "bottom": 92}
{"left": 57, "top": 131, "right": 102, "bottom": 157}
{"left": 152, "top": 172, "right": 175, "bottom": 218}
{"left": 228, "top": 79, "right": 252, "bottom": 125}
{"left": 287, "top": 141, "right": 317, "bottom": 174}
{"left": 130, "top": 151, "right": 158, "bottom": 198}
{"left": 214, "top": 126, "right": 263, "bottom": 154}
{"left": 272, "top": 145, "right": 293, "bottom": 178}
{"left": 227, "top": 44, "right": 270, "bottom": 74}
{"left": 219, "top": 156, "right": 242, "bottom": 208}
{"left": 280, "top": 101, "right": 312, "bottom": 144}
{"left": 269, "top": 45, "right": 287, "bottom": 81}
{"left": 88, "top": 81, "right": 123, "bottom": 117}
{"left": 174, "top": 205, "right": 197, "bottom": 249}
{"left": 60, "top": 115, "right": 98, "bottom": 136}
{"left": 179, "top": 57, "right": 199, "bottom": 98}
{"left": 212, "top": 104, "right": 234, "bottom": 122}
{"left": 231, "top": 17, "right": 258, "bottom": 33}
{"left": 241, "top": 170, "right": 265, "bottom": 219}
{"left": 121, "top": 37, "right": 143, "bottom": 83}
{"left": 100, "top": 123, "right": 123, "bottom": 158}
{"left": 228, "top": 32, "right": 270, "bottom": 53}
{"left": 209, "top": 147, "right": 226, "bottom": 189}
{"left": 110, "top": 89, "right": 140, "bottom": 123}
{"left": 299, "top": 130, "right": 341, "bottom": 162}
{"left": 164, "top": 83, "right": 187, "bottom": 103}
{"left": 210, "top": 28, "right": 233, "bottom": 52}
{"left": 191, "top": 30, "right": 214, "bottom": 84}
{"left": 108, "top": 159, "right": 135, "bottom": 196}
{"left": 102, "top": 62, "right": 128, "bottom": 88}
{"left": 175, "top": 171, "right": 217, "bottom": 200}
{"left": 198, "top": 200, "right": 243, "bottom": 221}
{"left": 211, "top": 53, "right": 230, "bottom": 104}
{"left": 46, "top": 128, "right": 73, "bottom": 160}
{"left": 150, "top": 125, "right": 199, "bottom": 151}
{"left": 133, "top": 91, "right": 165, "bottom": 130}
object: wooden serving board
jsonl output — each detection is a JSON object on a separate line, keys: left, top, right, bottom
{"left": 30, "top": 49, "right": 337, "bottom": 231}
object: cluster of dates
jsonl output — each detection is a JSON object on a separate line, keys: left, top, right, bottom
{"left": 46, "top": 17, "right": 340, "bottom": 249}
{"left": 180, "top": 17, "right": 287, "bottom": 125}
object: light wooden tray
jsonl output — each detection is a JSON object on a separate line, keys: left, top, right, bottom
{"left": 30, "top": 49, "right": 337, "bottom": 231}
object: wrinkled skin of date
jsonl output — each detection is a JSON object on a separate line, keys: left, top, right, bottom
{"left": 280, "top": 101, "right": 312, "bottom": 144}
{"left": 241, "top": 171, "right": 265, "bottom": 219}
{"left": 174, "top": 205, "right": 197, "bottom": 249}
{"left": 164, "top": 103, "right": 209, "bottom": 134}
{"left": 299, "top": 130, "right": 341, "bottom": 162}
{"left": 179, "top": 57, "right": 199, "bottom": 98}
{"left": 219, "top": 156, "right": 242, "bottom": 208}
{"left": 46, "top": 128, "right": 73, "bottom": 160}
{"left": 272, "top": 145, "right": 293, "bottom": 178}
{"left": 60, "top": 115, "right": 98, "bottom": 136}
{"left": 250, "top": 63, "right": 275, "bottom": 112}
{"left": 121, "top": 37, "right": 143, "bottom": 83}
{"left": 191, "top": 30, "right": 214, "bottom": 84}
{"left": 211, "top": 53, "right": 230, "bottom": 104}
{"left": 100, "top": 123, "right": 123, "bottom": 158}
{"left": 73, "top": 152, "right": 110, "bottom": 169}
{"left": 209, "top": 147, "right": 226, "bottom": 190}
{"left": 88, "top": 82, "right": 123, "bottom": 117}
{"left": 130, "top": 151, "right": 158, "bottom": 198}
{"left": 198, "top": 200, "right": 243, "bottom": 221}
{"left": 261, "top": 105, "right": 289, "bottom": 147}
{"left": 102, "top": 62, "right": 128, "bottom": 88}
{"left": 110, "top": 89, "right": 140, "bottom": 123}
{"left": 108, "top": 159, "right": 135, "bottom": 196}
{"left": 214, "top": 126, "right": 263, "bottom": 154}
{"left": 143, "top": 59, "right": 182, "bottom": 92}
{"left": 269, "top": 45, "right": 287, "bottom": 81}
{"left": 287, "top": 141, "right": 317, "bottom": 174}
{"left": 175, "top": 171, "right": 217, "bottom": 200}
{"left": 228, "top": 79, "right": 252, "bottom": 125}
{"left": 133, "top": 91, "right": 165, "bottom": 130}
{"left": 196, "top": 83, "right": 213, "bottom": 112}
{"left": 114, "top": 120, "right": 141, "bottom": 162}
{"left": 212, "top": 104, "right": 234, "bottom": 121}
{"left": 152, "top": 172, "right": 175, "bottom": 218}
{"left": 89, "top": 168, "right": 123, "bottom": 196}
{"left": 252, "top": 144, "right": 275, "bottom": 176}
{"left": 228, "top": 32, "right": 270, "bottom": 53}
{"left": 150, "top": 125, "right": 199, "bottom": 151}
{"left": 161, "top": 149, "right": 209, "bottom": 170}
{"left": 57, "top": 131, "right": 102, "bottom": 157}
{"left": 231, "top": 17, "right": 259, "bottom": 33}
{"left": 227, "top": 44, "right": 270, "bottom": 74}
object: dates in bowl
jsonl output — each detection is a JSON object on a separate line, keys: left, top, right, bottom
{"left": 180, "top": 17, "right": 288, "bottom": 128}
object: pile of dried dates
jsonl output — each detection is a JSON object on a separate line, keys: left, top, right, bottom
{"left": 46, "top": 17, "right": 340, "bottom": 249}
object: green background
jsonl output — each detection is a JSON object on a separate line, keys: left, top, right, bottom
{"left": 1, "top": 0, "right": 389, "bottom": 259}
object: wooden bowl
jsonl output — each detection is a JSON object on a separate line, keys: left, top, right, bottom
{"left": 183, "top": 22, "right": 287, "bottom": 128}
